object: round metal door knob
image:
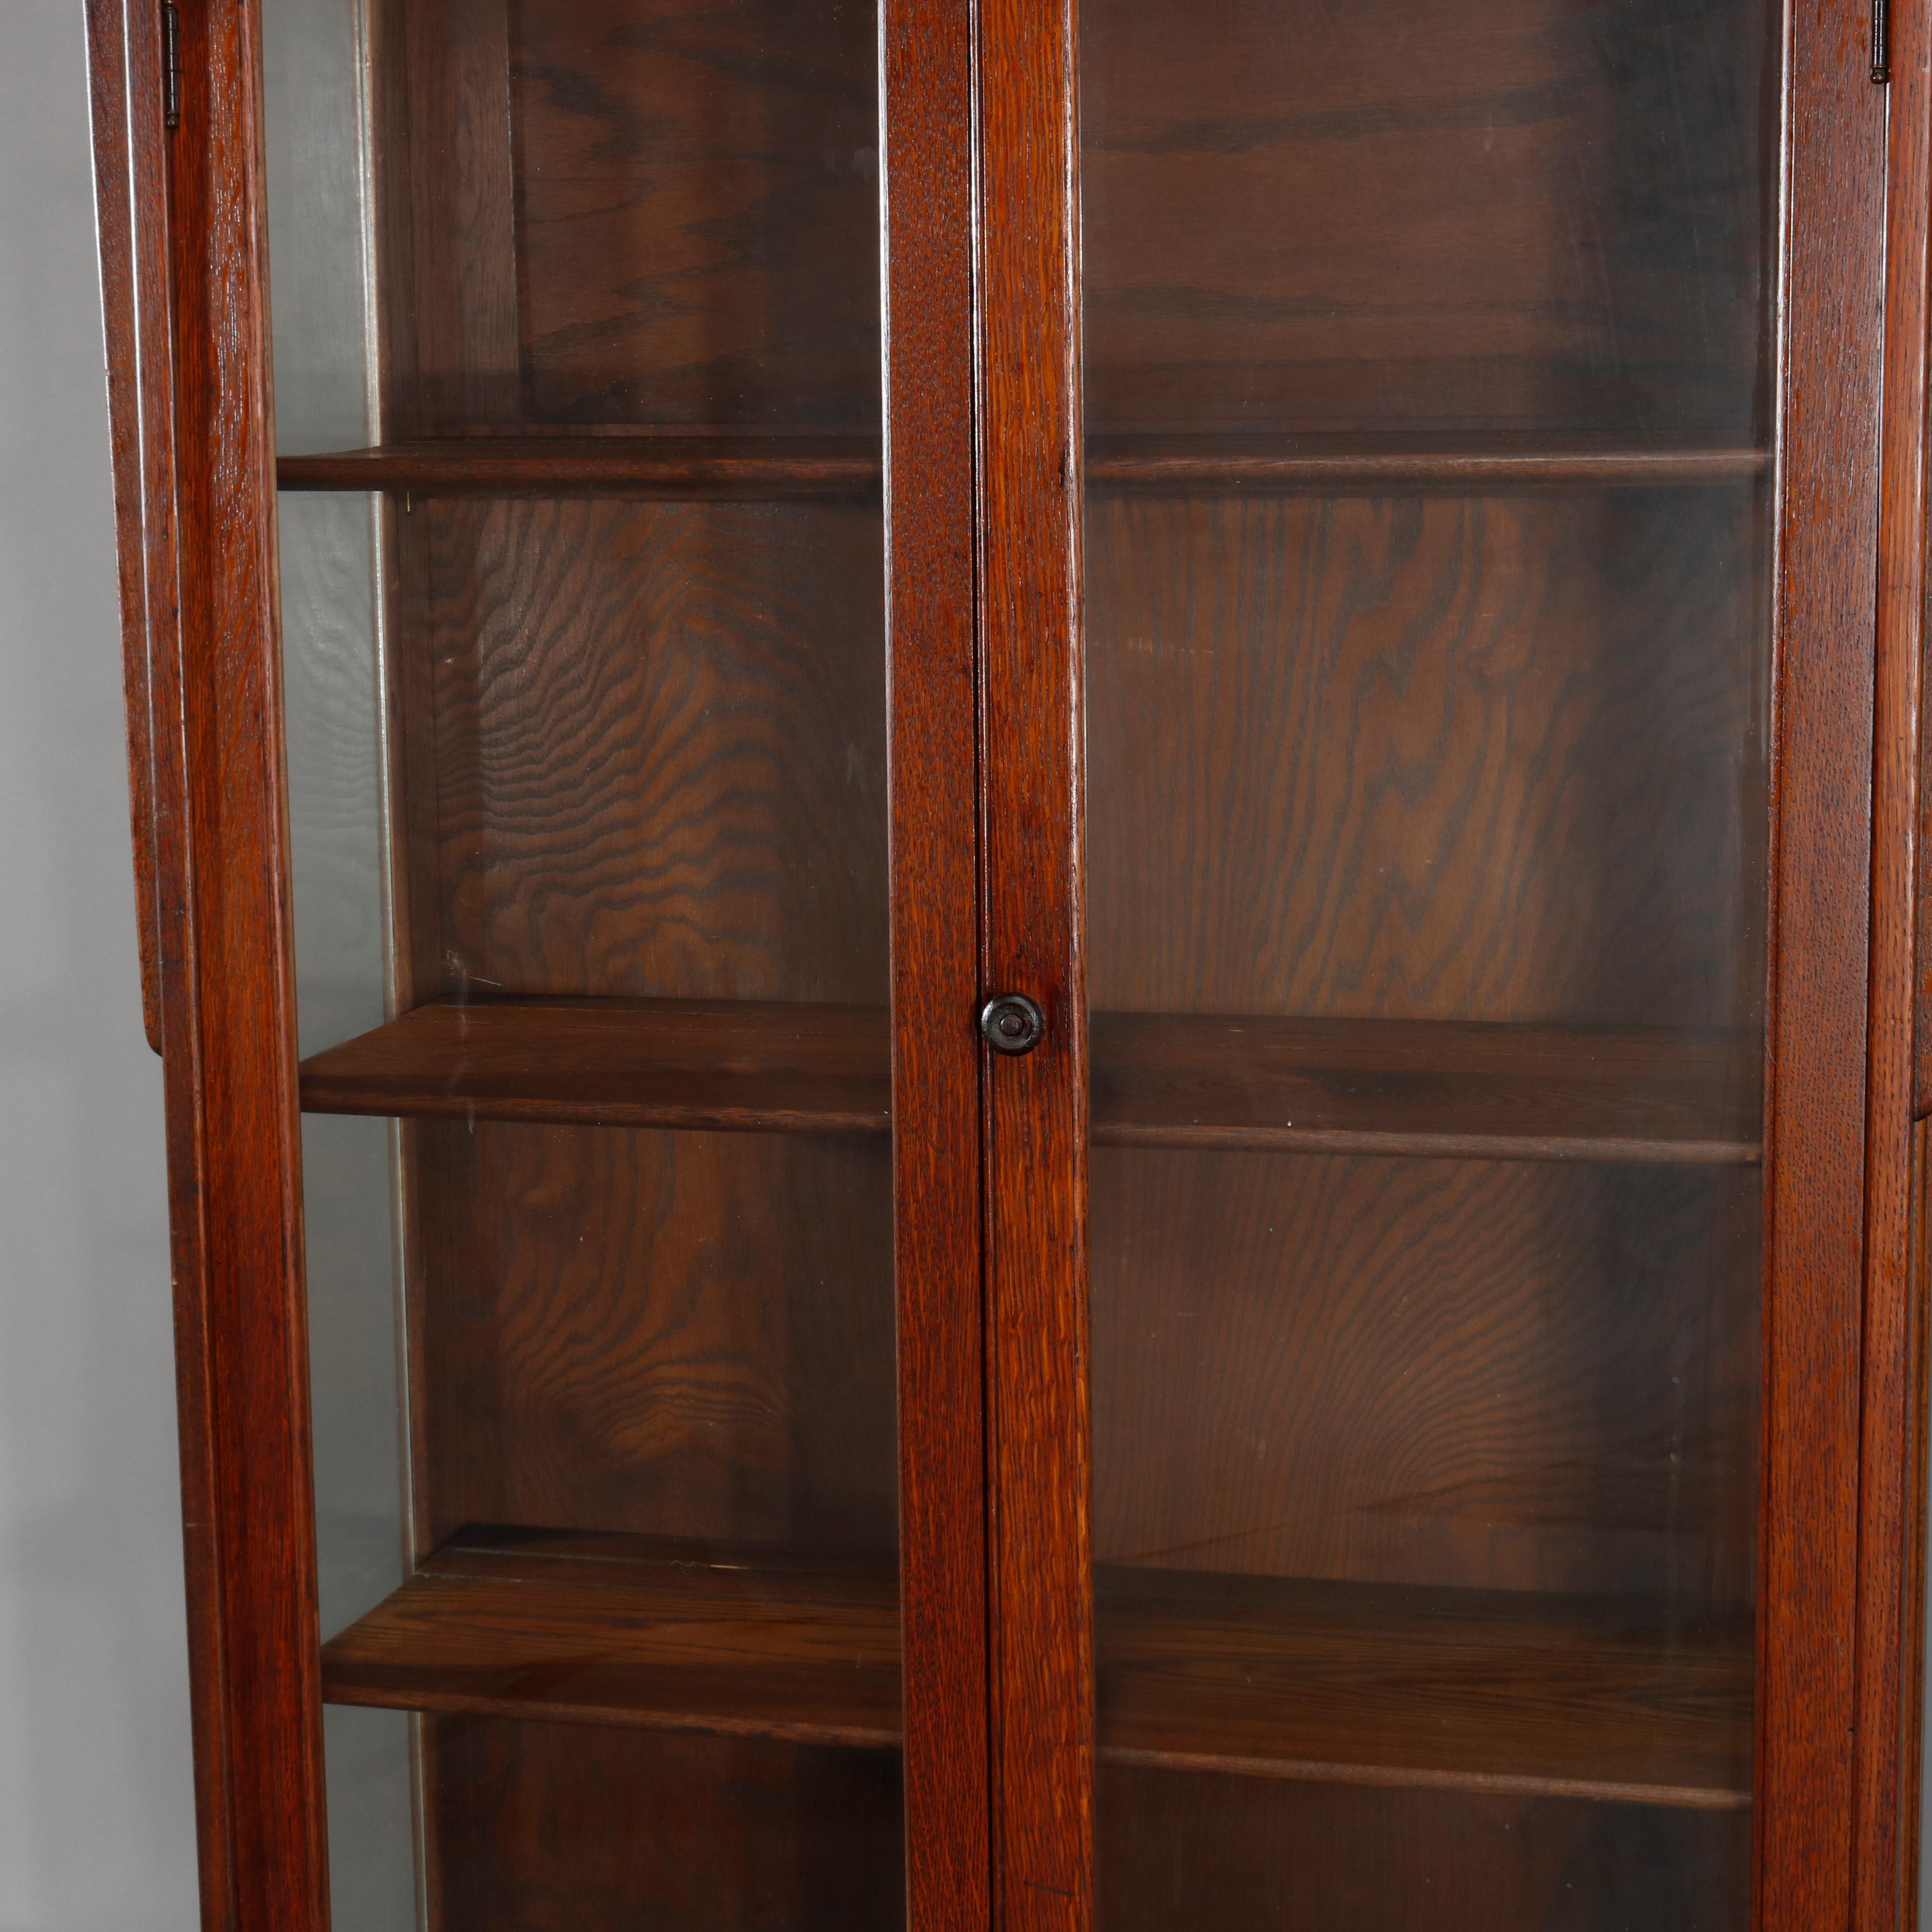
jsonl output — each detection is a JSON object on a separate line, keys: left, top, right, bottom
{"left": 979, "top": 993, "right": 1046, "bottom": 1056}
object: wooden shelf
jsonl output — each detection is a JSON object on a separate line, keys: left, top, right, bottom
{"left": 300, "top": 997, "right": 1759, "bottom": 1165}
{"left": 276, "top": 434, "right": 1767, "bottom": 500}
{"left": 298, "top": 996, "right": 891, "bottom": 1136}
{"left": 275, "top": 436, "right": 883, "bottom": 499}
{"left": 1090, "top": 1011, "right": 1760, "bottom": 1165}
{"left": 1086, "top": 432, "right": 1768, "bottom": 494}
{"left": 322, "top": 1529, "right": 1751, "bottom": 1809}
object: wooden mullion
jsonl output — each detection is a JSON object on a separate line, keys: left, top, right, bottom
{"left": 882, "top": 0, "right": 993, "bottom": 1928}
{"left": 1758, "top": 0, "right": 1891, "bottom": 1924}
{"left": 975, "top": 0, "right": 1092, "bottom": 1928}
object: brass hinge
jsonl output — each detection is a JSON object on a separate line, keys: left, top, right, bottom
{"left": 163, "top": 2, "right": 182, "bottom": 127}
{"left": 1874, "top": 0, "right": 1891, "bottom": 83}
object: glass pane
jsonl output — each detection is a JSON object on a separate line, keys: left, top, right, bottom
{"left": 261, "top": 3, "right": 900, "bottom": 1926}
{"left": 1080, "top": 1, "right": 1771, "bottom": 1925}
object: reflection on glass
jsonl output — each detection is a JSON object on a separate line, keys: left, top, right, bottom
{"left": 264, "top": 1, "right": 900, "bottom": 1926}
{"left": 1081, "top": 0, "right": 1772, "bottom": 1923}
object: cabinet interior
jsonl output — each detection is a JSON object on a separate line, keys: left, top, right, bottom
{"left": 277, "top": 0, "right": 1771, "bottom": 1924}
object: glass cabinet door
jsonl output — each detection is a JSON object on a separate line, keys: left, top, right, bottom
{"left": 1080, "top": 1, "right": 1771, "bottom": 1925}
{"left": 261, "top": 2, "right": 903, "bottom": 1925}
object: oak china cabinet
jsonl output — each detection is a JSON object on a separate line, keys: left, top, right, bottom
{"left": 82, "top": 0, "right": 1932, "bottom": 1925}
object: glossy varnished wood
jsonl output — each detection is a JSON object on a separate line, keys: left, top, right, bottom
{"left": 323, "top": 1530, "right": 902, "bottom": 1744}
{"left": 1756, "top": 0, "right": 1889, "bottom": 1922}
{"left": 1855, "top": 0, "right": 1932, "bottom": 1922}
{"left": 881, "top": 0, "right": 994, "bottom": 1925}
{"left": 301, "top": 998, "right": 1759, "bottom": 1165}
{"left": 323, "top": 1529, "right": 1747, "bottom": 1808}
{"left": 1091, "top": 1013, "right": 1760, "bottom": 1163}
{"left": 299, "top": 997, "right": 891, "bottom": 1135}
{"left": 977, "top": 0, "right": 1093, "bottom": 1924}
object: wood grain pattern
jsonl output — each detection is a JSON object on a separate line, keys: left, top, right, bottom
{"left": 324, "top": 1529, "right": 902, "bottom": 1743}
{"left": 1756, "top": 0, "right": 1889, "bottom": 1921}
{"left": 1097, "top": 1774, "right": 1748, "bottom": 1932}
{"left": 431, "top": 1719, "right": 905, "bottom": 1932}
{"left": 1088, "top": 488, "right": 1767, "bottom": 1028}
{"left": 1854, "top": 0, "right": 1932, "bottom": 1921}
{"left": 1092, "top": 1151, "right": 1761, "bottom": 1605}
{"left": 507, "top": 0, "right": 879, "bottom": 428}
{"left": 415, "top": 1122, "right": 896, "bottom": 1554}
{"left": 325, "top": 1529, "right": 1747, "bottom": 1808}
{"left": 84, "top": 6, "right": 248, "bottom": 1925}
{"left": 978, "top": 0, "right": 1093, "bottom": 1925}
{"left": 417, "top": 497, "right": 887, "bottom": 1004}
{"left": 142, "top": 0, "right": 332, "bottom": 1923}
{"left": 300, "top": 995, "right": 891, "bottom": 1134}
{"left": 301, "top": 997, "right": 1759, "bottom": 1164}
{"left": 1081, "top": 0, "right": 1772, "bottom": 438}
{"left": 881, "top": 0, "right": 993, "bottom": 1924}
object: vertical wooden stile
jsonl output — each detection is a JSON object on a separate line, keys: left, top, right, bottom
{"left": 884, "top": 0, "right": 994, "bottom": 1926}
{"left": 1759, "top": 0, "right": 1889, "bottom": 1925}
{"left": 975, "top": 0, "right": 1093, "bottom": 1928}
{"left": 1857, "top": 0, "right": 1932, "bottom": 1922}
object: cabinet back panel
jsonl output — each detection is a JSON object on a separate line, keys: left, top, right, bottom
{"left": 1082, "top": 0, "right": 1772, "bottom": 436}
{"left": 1087, "top": 487, "right": 1766, "bottom": 1027}
{"left": 377, "top": 0, "right": 881, "bottom": 432}
{"left": 432, "top": 1720, "right": 905, "bottom": 1932}
{"left": 1092, "top": 1150, "right": 1760, "bottom": 1606}
{"left": 1098, "top": 1770, "right": 1747, "bottom": 1932}
{"left": 416, "top": 1121, "right": 896, "bottom": 1553}
{"left": 408, "top": 497, "right": 888, "bottom": 1004}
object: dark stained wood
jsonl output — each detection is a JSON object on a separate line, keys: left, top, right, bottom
{"left": 881, "top": 0, "right": 994, "bottom": 1927}
{"left": 431, "top": 1721, "right": 906, "bottom": 1932}
{"left": 1080, "top": 0, "right": 1771, "bottom": 440}
{"left": 136, "top": 0, "right": 332, "bottom": 1923}
{"left": 299, "top": 996, "right": 891, "bottom": 1135}
{"left": 324, "top": 1528, "right": 1747, "bottom": 1809}
{"left": 1087, "top": 435, "right": 1769, "bottom": 495}
{"left": 414, "top": 1122, "right": 895, "bottom": 1555}
{"left": 1098, "top": 1776, "right": 1749, "bottom": 1932}
{"left": 978, "top": 0, "right": 1093, "bottom": 1927}
{"left": 417, "top": 497, "right": 886, "bottom": 1005}
{"left": 505, "top": 0, "right": 879, "bottom": 430}
{"left": 1855, "top": 0, "right": 1932, "bottom": 1921}
{"left": 1092, "top": 1152, "right": 1760, "bottom": 1606}
{"left": 324, "top": 1529, "right": 902, "bottom": 1744}
{"left": 273, "top": 432, "right": 1767, "bottom": 501}
{"left": 1091, "top": 1013, "right": 1761, "bottom": 1164}
{"left": 277, "top": 437, "right": 883, "bottom": 499}
{"left": 301, "top": 997, "right": 1759, "bottom": 1165}
{"left": 1088, "top": 487, "right": 1766, "bottom": 1029}
{"left": 1757, "top": 0, "right": 1890, "bottom": 1925}
{"left": 1095, "top": 1566, "right": 1750, "bottom": 1807}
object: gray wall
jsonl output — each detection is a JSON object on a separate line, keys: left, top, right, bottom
{"left": 0, "top": 1, "right": 199, "bottom": 1927}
